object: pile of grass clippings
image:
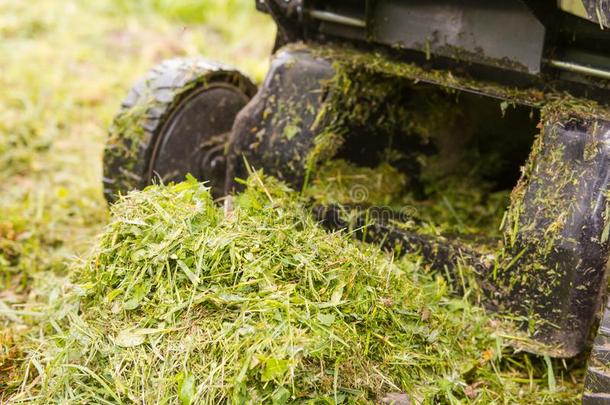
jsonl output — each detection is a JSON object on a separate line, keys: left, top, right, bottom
{"left": 305, "top": 160, "right": 408, "bottom": 206}
{"left": 305, "top": 159, "right": 509, "bottom": 239}
{"left": 3, "top": 174, "right": 581, "bottom": 404}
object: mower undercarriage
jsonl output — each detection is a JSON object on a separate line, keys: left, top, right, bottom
{"left": 226, "top": 44, "right": 610, "bottom": 360}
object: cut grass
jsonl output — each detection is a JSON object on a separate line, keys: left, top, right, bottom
{"left": 3, "top": 176, "right": 582, "bottom": 403}
{"left": 305, "top": 159, "right": 510, "bottom": 238}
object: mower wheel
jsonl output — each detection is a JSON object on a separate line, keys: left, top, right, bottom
{"left": 584, "top": 297, "right": 610, "bottom": 404}
{"left": 103, "top": 57, "right": 257, "bottom": 203}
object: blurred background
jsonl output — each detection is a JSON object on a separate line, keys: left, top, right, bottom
{"left": 0, "top": 0, "right": 274, "bottom": 288}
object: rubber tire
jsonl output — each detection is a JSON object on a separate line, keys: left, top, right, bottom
{"left": 584, "top": 297, "right": 610, "bottom": 404}
{"left": 103, "top": 57, "right": 257, "bottom": 203}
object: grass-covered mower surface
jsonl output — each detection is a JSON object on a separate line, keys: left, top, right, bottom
{"left": 0, "top": 0, "right": 591, "bottom": 404}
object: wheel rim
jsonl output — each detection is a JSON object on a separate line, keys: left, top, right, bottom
{"left": 148, "top": 83, "right": 251, "bottom": 197}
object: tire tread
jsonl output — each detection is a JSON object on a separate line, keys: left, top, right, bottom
{"left": 103, "top": 58, "right": 255, "bottom": 202}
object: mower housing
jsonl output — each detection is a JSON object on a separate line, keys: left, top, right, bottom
{"left": 228, "top": 0, "right": 610, "bottom": 357}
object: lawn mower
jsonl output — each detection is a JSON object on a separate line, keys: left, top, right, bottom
{"left": 102, "top": 1, "right": 610, "bottom": 402}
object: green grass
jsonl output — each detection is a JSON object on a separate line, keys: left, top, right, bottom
{"left": 1, "top": 176, "right": 584, "bottom": 403}
{"left": 0, "top": 0, "right": 273, "bottom": 399}
{"left": 0, "top": 0, "right": 274, "bottom": 288}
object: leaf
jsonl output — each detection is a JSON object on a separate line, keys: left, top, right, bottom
{"left": 115, "top": 329, "right": 146, "bottom": 348}
{"left": 105, "top": 288, "right": 123, "bottom": 302}
{"left": 272, "top": 386, "right": 291, "bottom": 405}
{"left": 179, "top": 373, "right": 195, "bottom": 405}
{"left": 123, "top": 298, "right": 140, "bottom": 310}
{"left": 317, "top": 313, "right": 336, "bottom": 326}
{"left": 261, "top": 358, "right": 289, "bottom": 382}
{"left": 185, "top": 173, "right": 198, "bottom": 184}
{"left": 500, "top": 101, "right": 509, "bottom": 117}
{"left": 284, "top": 124, "right": 300, "bottom": 140}
{"left": 178, "top": 259, "right": 200, "bottom": 286}
{"left": 123, "top": 283, "right": 150, "bottom": 310}
{"left": 330, "top": 282, "right": 345, "bottom": 305}
{"left": 544, "top": 355, "right": 556, "bottom": 392}
{"left": 602, "top": 217, "right": 610, "bottom": 243}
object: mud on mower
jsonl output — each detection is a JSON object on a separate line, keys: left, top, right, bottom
{"left": 102, "top": 1, "right": 610, "bottom": 402}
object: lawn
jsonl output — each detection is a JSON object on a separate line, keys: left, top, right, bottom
{"left": 0, "top": 0, "right": 272, "bottom": 397}
{"left": 0, "top": 0, "right": 274, "bottom": 297}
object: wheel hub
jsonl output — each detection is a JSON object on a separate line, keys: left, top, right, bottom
{"left": 149, "top": 84, "right": 250, "bottom": 197}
